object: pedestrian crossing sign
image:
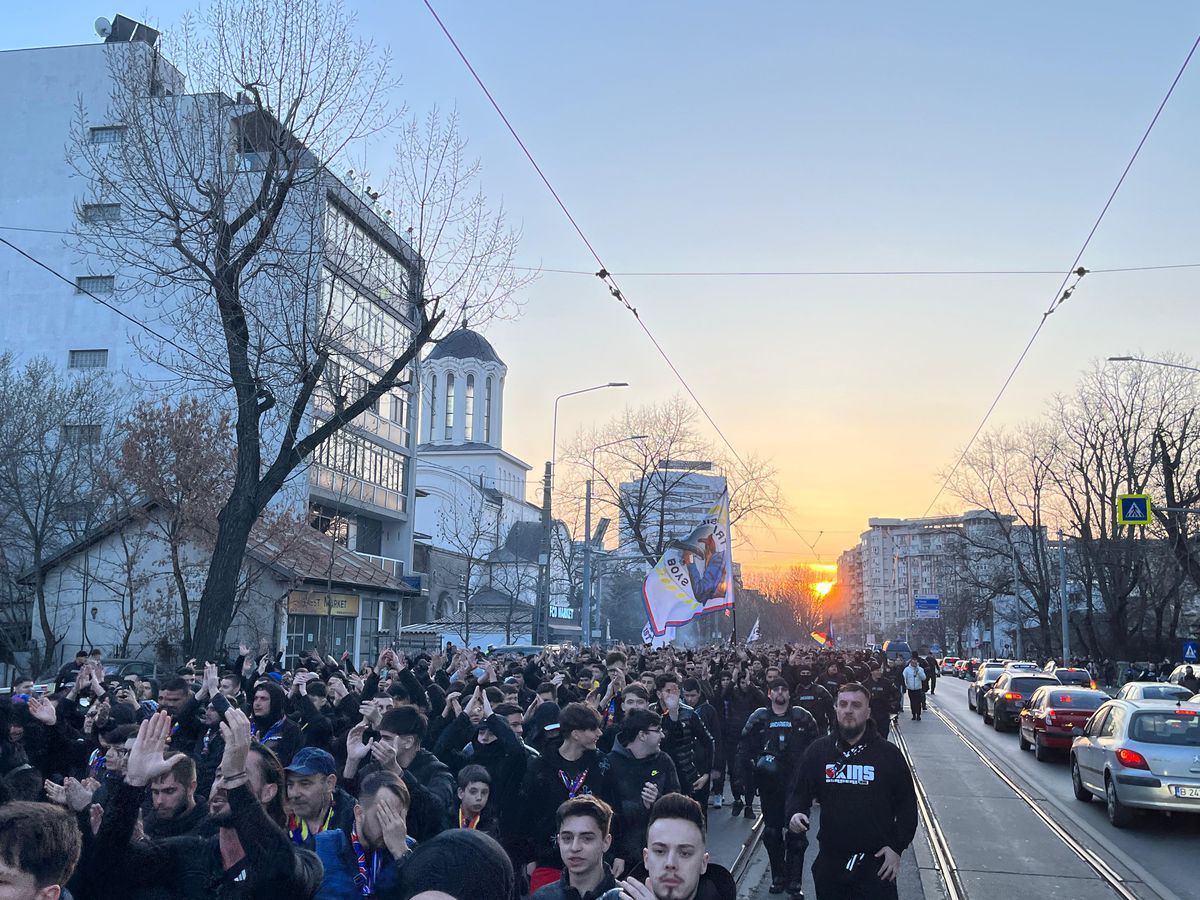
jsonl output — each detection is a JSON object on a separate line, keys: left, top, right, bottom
{"left": 1117, "top": 494, "right": 1153, "bottom": 526}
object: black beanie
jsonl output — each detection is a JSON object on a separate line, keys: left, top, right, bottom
{"left": 397, "top": 829, "right": 513, "bottom": 900}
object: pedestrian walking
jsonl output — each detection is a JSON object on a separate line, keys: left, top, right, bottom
{"left": 902, "top": 659, "right": 927, "bottom": 722}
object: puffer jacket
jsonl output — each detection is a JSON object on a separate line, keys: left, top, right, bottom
{"left": 656, "top": 703, "right": 713, "bottom": 788}
{"left": 596, "top": 738, "right": 680, "bottom": 865}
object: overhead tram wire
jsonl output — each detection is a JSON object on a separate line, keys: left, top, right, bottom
{"left": 422, "top": 1, "right": 829, "bottom": 558}
{"left": 921, "top": 30, "right": 1200, "bottom": 519}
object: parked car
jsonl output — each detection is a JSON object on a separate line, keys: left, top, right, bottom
{"left": 939, "top": 657, "right": 960, "bottom": 676}
{"left": 983, "top": 672, "right": 1060, "bottom": 730}
{"left": 1018, "top": 686, "right": 1109, "bottom": 761}
{"left": 1003, "top": 661, "right": 1041, "bottom": 672}
{"left": 968, "top": 664, "right": 1008, "bottom": 713}
{"left": 1114, "top": 682, "right": 1194, "bottom": 702}
{"left": 1054, "top": 667, "right": 1097, "bottom": 689}
{"left": 103, "top": 659, "right": 160, "bottom": 679}
{"left": 1071, "top": 699, "right": 1200, "bottom": 827}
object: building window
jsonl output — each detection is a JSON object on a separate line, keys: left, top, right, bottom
{"left": 80, "top": 203, "right": 121, "bottom": 224}
{"left": 62, "top": 424, "right": 101, "bottom": 445}
{"left": 308, "top": 502, "right": 350, "bottom": 546}
{"left": 75, "top": 276, "right": 114, "bottom": 295}
{"left": 464, "top": 375, "right": 475, "bottom": 440}
{"left": 68, "top": 349, "right": 108, "bottom": 369}
{"left": 444, "top": 373, "right": 455, "bottom": 441}
{"left": 88, "top": 126, "right": 126, "bottom": 144}
{"left": 484, "top": 376, "right": 493, "bottom": 443}
{"left": 428, "top": 373, "right": 437, "bottom": 442}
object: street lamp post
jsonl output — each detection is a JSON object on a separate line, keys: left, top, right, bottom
{"left": 1107, "top": 356, "right": 1200, "bottom": 375}
{"left": 581, "top": 435, "right": 647, "bottom": 647}
{"left": 534, "top": 381, "right": 630, "bottom": 644}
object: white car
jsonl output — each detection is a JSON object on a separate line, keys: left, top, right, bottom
{"left": 1114, "top": 682, "right": 1194, "bottom": 702}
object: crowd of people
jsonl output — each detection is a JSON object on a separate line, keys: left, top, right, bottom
{"left": 0, "top": 639, "right": 923, "bottom": 900}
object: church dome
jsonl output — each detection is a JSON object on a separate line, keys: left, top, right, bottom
{"left": 427, "top": 328, "right": 504, "bottom": 366}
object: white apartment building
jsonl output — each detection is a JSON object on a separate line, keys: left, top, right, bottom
{"left": 0, "top": 19, "right": 422, "bottom": 664}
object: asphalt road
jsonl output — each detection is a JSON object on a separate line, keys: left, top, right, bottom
{"left": 932, "top": 676, "right": 1200, "bottom": 900}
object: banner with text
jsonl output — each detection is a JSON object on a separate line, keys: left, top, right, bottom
{"left": 643, "top": 489, "right": 735, "bottom": 636}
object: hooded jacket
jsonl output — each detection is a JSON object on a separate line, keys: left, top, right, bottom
{"left": 251, "top": 682, "right": 304, "bottom": 767}
{"left": 596, "top": 738, "right": 680, "bottom": 865}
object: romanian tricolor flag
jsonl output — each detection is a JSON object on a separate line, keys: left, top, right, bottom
{"left": 810, "top": 618, "right": 836, "bottom": 648}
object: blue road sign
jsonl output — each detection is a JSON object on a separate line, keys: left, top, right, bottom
{"left": 914, "top": 595, "right": 941, "bottom": 619}
{"left": 1184, "top": 640, "right": 1198, "bottom": 663}
{"left": 1117, "top": 494, "right": 1153, "bottom": 526}
{"left": 931, "top": 642, "right": 942, "bottom": 655}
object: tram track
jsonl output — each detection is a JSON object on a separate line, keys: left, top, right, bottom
{"left": 730, "top": 813, "right": 764, "bottom": 887}
{"left": 924, "top": 698, "right": 1146, "bottom": 900}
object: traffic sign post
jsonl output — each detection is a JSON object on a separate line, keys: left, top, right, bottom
{"left": 1117, "top": 494, "right": 1153, "bottom": 526}
{"left": 1184, "top": 640, "right": 1198, "bottom": 664}
{"left": 914, "top": 595, "right": 941, "bottom": 619}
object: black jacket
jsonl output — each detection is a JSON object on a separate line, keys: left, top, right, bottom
{"left": 786, "top": 723, "right": 918, "bottom": 857}
{"left": 789, "top": 682, "right": 835, "bottom": 734}
{"left": 402, "top": 748, "right": 456, "bottom": 841}
{"left": 143, "top": 799, "right": 212, "bottom": 840}
{"left": 596, "top": 739, "right": 680, "bottom": 865}
{"left": 598, "top": 861, "right": 735, "bottom": 900}
{"left": 532, "top": 865, "right": 618, "bottom": 900}
{"left": 656, "top": 703, "right": 713, "bottom": 788}
{"left": 737, "top": 705, "right": 820, "bottom": 792}
{"left": 518, "top": 744, "right": 603, "bottom": 868}
{"left": 81, "top": 780, "right": 322, "bottom": 900}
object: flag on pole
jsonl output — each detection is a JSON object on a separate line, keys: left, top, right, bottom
{"left": 746, "top": 617, "right": 761, "bottom": 644}
{"left": 810, "top": 617, "right": 836, "bottom": 648}
{"left": 643, "top": 490, "right": 735, "bottom": 636}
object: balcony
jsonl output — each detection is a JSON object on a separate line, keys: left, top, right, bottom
{"left": 354, "top": 552, "right": 405, "bottom": 578}
{"left": 310, "top": 464, "right": 406, "bottom": 514}
{"left": 312, "top": 394, "right": 410, "bottom": 449}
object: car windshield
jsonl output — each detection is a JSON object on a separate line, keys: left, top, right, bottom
{"left": 981, "top": 667, "right": 1005, "bottom": 680}
{"left": 1138, "top": 685, "right": 1193, "bottom": 700}
{"left": 1055, "top": 670, "right": 1092, "bottom": 684}
{"left": 1130, "top": 711, "right": 1200, "bottom": 746}
{"left": 1047, "top": 692, "right": 1105, "bottom": 710}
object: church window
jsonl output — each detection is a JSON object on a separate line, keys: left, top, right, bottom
{"left": 444, "top": 373, "right": 455, "bottom": 440}
{"left": 465, "top": 375, "right": 475, "bottom": 440}
{"left": 484, "top": 377, "right": 493, "bottom": 443}
{"left": 428, "top": 373, "right": 437, "bottom": 441}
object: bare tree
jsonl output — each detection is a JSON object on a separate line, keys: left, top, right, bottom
{"left": 68, "top": 1, "right": 530, "bottom": 659}
{"left": 0, "top": 355, "right": 117, "bottom": 671}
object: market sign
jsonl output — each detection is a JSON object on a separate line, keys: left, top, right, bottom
{"left": 288, "top": 590, "right": 360, "bottom": 617}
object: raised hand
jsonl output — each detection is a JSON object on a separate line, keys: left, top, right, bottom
{"left": 64, "top": 777, "right": 97, "bottom": 813}
{"left": 369, "top": 738, "right": 403, "bottom": 776}
{"left": 346, "top": 721, "right": 374, "bottom": 761}
{"left": 218, "top": 707, "right": 252, "bottom": 777}
{"left": 27, "top": 696, "right": 57, "bottom": 726}
{"left": 125, "top": 712, "right": 186, "bottom": 787}
{"left": 43, "top": 779, "right": 67, "bottom": 806}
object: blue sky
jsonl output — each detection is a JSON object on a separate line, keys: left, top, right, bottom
{"left": 9, "top": 3, "right": 1200, "bottom": 565}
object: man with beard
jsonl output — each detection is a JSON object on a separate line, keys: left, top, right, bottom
{"left": 863, "top": 666, "right": 899, "bottom": 741}
{"left": 737, "top": 678, "right": 819, "bottom": 897}
{"left": 144, "top": 754, "right": 210, "bottom": 838}
{"left": 599, "top": 793, "right": 735, "bottom": 900}
{"left": 787, "top": 665, "right": 835, "bottom": 737}
{"left": 787, "top": 684, "right": 917, "bottom": 900}
{"left": 84, "top": 709, "right": 322, "bottom": 898}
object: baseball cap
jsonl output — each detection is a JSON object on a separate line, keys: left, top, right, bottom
{"left": 285, "top": 747, "right": 337, "bottom": 776}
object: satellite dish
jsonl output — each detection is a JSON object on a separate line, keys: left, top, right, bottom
{"left": 95, "top": 17, "right": 112, "bottom": 38}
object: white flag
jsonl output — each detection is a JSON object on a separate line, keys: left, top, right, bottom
{"left": 643, "top": 490, "right": 735, "bottom": 635}
{"left": 746, "top": 617, "right": 761, "bottom": 644}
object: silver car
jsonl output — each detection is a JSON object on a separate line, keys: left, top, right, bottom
{"left": 1070, "top": 698, "right": 1200, "bottom": 827}
{"left": 1114, "top": 682, "right": 1194, "bottom": 702}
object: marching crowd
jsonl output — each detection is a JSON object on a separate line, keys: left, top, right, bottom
{"left": 0, "top": 640, "right": 921, "bottom": 900}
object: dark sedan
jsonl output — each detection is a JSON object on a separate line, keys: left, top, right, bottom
{"left": 968, "top": 664, "right": 1007, "bottom": 714}
{"left": 984, "top": 672, "right": 1060, "bottom": 731}
{"left": 1018, "top": 686, "right": 1108, "bottom": 760}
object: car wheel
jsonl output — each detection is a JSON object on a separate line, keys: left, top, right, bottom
{"left": 1071, "top": 757, "right": 1093, "bottom": 802}
{"left": 968, "top": 691, "right": 975, "bottom": 710}
{"left": 1018, "top": 730, "right": 1031, "bottom": 751}
{"left": 992, "top": 711, "right": 1005, "bottom": 731}
{"left": 1034, "top": 735, "right": 1050, "bottom": 762}
{"left": 1105, "top": 775, "right": 1134, "bottom": 828}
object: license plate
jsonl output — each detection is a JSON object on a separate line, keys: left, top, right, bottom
{"left": 1173, "top": 786, "right": 1200, "bottom": 799}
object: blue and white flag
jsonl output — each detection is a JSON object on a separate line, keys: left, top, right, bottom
{"left": 746, "top": 617, "right": 761, "bottom": 645}
{"left": 643, "top": 490, "right": 735, "bottom": 636}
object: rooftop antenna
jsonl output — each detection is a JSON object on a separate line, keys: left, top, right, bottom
{"left": 94, "top": 17, "right": 112, "bottom": 38}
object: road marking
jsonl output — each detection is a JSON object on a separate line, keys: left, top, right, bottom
{"left": 928, "top": 700, "right": 1142, "bottom": 900}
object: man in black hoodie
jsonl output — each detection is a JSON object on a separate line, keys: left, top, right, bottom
{"left": 597, "top": 708, "right": 680, "bottom": 874}
{"left": 248, "top": 681, "right": 303, "bottom": 767}
{"left": 144, "top": 754, "right": 210, "bottom": 838}
{"left": 787, "top": 683, "right": 918, "bottom": 900}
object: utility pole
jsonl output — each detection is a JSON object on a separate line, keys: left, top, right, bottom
{"left": 1058, "top": 528, "right": 1070, "bottom": 662}
{"left": 1009, "top": 548, "right": 1024, "bottom": 659}
{"left": 581, "top": 477, "right": 593, "bottom": 647}
{"left": 535, "top": 462, "right": 552, "bottom": 644}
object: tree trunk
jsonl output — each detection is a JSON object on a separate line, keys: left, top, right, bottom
{"left": 33, "top": 548, "right": 59, "bottom": 673}
{"left": 190, "top": 489, "right": 259, "bottom": 660}
{"left": 168, "top": 521, "right": 193, "bottom": 649}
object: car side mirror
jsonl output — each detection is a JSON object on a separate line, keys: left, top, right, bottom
{"left": 1071, "top": 726, "right": 1085, "bottom": 738}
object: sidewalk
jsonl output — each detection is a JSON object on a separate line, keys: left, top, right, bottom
{"left": 897, "top": 706, "right": 1118, "bottom": 899}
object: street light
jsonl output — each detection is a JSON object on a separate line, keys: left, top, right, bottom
{"left": 1107, "top": 356, "right": 1200, "bottom": 375}
{"left": 582, "top": 434, "right": 648, "bottom": 646}
{"left": 536, "top": 381, "right": 630, "bottom": 644}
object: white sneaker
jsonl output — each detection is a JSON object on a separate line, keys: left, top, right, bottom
{"left": 710, "top": 794, "right": 723, "bottom": 809}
